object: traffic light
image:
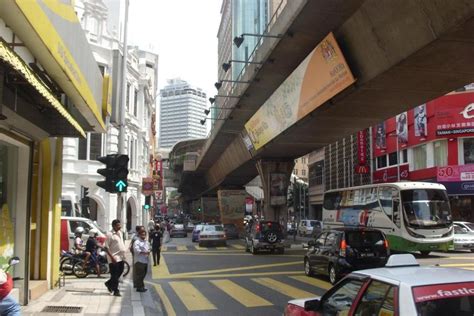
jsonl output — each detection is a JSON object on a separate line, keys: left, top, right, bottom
{"left": 96, "top": 154, "right": 129, "bottom": 193}
{"left": 197, "top": 206, "right": 202, "bottom": 213}
{"left": 144, "top": 196, "right": 151, "bottom": 210}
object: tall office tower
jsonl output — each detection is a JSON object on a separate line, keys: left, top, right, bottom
{"left": 159, "top": 78, "right": 207, "bottom": 148}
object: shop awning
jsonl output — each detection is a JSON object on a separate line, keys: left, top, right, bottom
{"left": 0, "top": 39, "right": 86, "bottom": 138}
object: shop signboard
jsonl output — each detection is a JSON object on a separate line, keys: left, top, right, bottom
{"left": 434, "top": 94, "right": 474, "bottom": 136}
{"left": 245, "top": 32, "right": 355, "bottom": 150}
{"left": 218, "top": 190, "right": 248, "bottom": 233}
{"left": 437, "top": 165, "right": 474, "bottom": 182}
{"left": 270, "top": 173, "right": 287, "bottom": 205}
{"left": 142, "top": 177, "right": 153, "bottom": 196}
{"left": 245, "top": 197, "right": 254, "bottom": 215}
{"left": 373, "top": 164, "right": 409, "bottom": 183}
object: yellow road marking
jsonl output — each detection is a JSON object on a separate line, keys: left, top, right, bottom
{"left": 439, "top": 257, "right": 474, "bottom": 260}
{"left": 194, "top": 245, "right": 207, "bottom": 250}
{"left": 177, "top": 245, "right": 187, "bottom": 251}
{"left": 439, "top": 263, "right": 474, "bottom": 267}
{"left": 161, "top": 245, "right": 167, "bottom": 252}
{"left": 290, "top": 275, "right": 331, "bottom": 290}
{"left": 152, "top": 254, "right": 170, "bottom": 278}
{"left": 156, "top": 271, "right": 304, "bottom": 280}
{"left": 216, "top": 247, "right": 228, "bottom": 250}
{"left": 153, "top": 284, "right": 176, "bottom": 316}
{"left": 169, "top": 281, "right": 217, "bottom": 311}
{"left": 177, "top": 260, "right": 301, "bottom": 276}
{"left": 162, "top": 252, "right": 301, "bottom": 257}
{"left": 230, "top": 244, "right": 245, "bottom": 249}
{"left": 210, "top": 279, "right": 272, "bottom": 307}
{"left": 253, "top": 277, "right": 316, "bottom": 299}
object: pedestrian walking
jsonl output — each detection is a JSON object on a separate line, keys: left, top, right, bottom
{"left": 130, "top": 225, "right": 145, "bottom": 288}
{"left": 133, "top": 229, "right": 150, "bottom": 292}
{"left": 104, "top": 219, "right": 126, "bottom": 297}
{"left": 150, "top": 224, "right": 163, "bottom": 266}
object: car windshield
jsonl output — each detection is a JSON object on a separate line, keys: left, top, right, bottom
{"left": 464, "top": 223, "right": 474, "bottom": 231}
{"left": 413, "top": 282, "right": 474, "bottom": 316}
{"left": 345, "top": 231, "right": 384, "bottom": 247}
{"left": 310, "top": 221, "right": 321, "bottom": 228}
{"left": 204, "top": 225, "right": 224, "bottom": 232}
{"left": 87, "top": 220, "right": 106, "bottom": 234}
{"left": 401, "top": 189, "right": 452, "bottom": 228}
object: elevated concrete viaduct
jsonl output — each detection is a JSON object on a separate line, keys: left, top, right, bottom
{"left": 174, "top": 0, "right": 474, "bottom": 220}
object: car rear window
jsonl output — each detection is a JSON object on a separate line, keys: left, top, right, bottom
{"left": 413, "top": 282, "right": 474, "bottom": 315}
{"left": 345, "top": 231, "right": 384, "bottom": 247}
{"left": 260, "top": 222, "right": 281, "bottom": 232}
{"left": 310, "top": 221, "right": 321, "bottom": 228}
{"left": 204, "top": 225, "right": 224, "bottom": 232}
{"left": 195, "top": 225, "right": 203, "bottom": 231}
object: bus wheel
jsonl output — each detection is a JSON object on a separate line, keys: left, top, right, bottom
{"left": 420, "top": 251, "right": 430, "bottom": 257}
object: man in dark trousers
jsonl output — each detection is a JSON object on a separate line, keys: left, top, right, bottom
{"left": 150, "top": 224, "right": 163, "bottom": 266}
{"left": 133, "top": 229, "right": 150, "bottom": 292}
{"left": 104, "top": 219, "right": 126, "bottom": 296}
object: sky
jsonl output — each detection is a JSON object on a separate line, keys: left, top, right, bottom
{"left": 128, "top": 0, "right": 222, "bottom": 104}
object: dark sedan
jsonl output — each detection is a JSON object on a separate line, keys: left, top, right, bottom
{"left": 223, "top": 223, "right": 239, "bottom": 239}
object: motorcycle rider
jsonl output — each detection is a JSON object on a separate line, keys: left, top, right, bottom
{"left": 74, "top": 227, "right": 91, "bottom": 270}
{"left": 0, "top": 268, "right": 20, "bottom": 316}
{"left": 85, "top": 229, "right": 101, "bottom": 277}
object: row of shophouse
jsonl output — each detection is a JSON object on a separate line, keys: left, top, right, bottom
{"left": 0, "top": 0, "right": 158, "bottom": 305}
{"left": 308, "top": 87, "right": 474, "bottom": 224}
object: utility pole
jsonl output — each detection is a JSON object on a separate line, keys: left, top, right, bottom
{"left": 117, "top": 0, "right": 130, "bottom": 224}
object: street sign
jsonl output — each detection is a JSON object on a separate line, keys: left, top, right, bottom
{"left": 142, "top": 177, "right": 153, "bottom": 196}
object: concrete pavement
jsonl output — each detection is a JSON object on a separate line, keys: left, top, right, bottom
{"left": 21, "top": 241, "right": 164, "bottom": 316}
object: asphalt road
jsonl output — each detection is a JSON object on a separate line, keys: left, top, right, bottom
{"left": 145, "top": 235, "right": 474, "bottom": 316}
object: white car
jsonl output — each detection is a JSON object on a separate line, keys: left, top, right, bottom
{"left": 454, "top": 221, "right": 474, "bottom": 233}
{"left": 285, "top": 254, "right": 474, "bottom": 315}
{"left": 453, "top": 222, "right": 474, "bottom": 252}
{"left": 298, "top": 219, "right": 322, "bottom": 236}
{"left": 199, "top": 225, "right": 226, "bottom": 247}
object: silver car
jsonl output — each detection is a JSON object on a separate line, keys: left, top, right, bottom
{"left": 454, "top": 222, "right": 474, "bottom": 252}
{"left": 199, "top": 225, "right": 226, "bottom": 247}
{"left": 285, "top": 254, "right": 474, "bottom": 315}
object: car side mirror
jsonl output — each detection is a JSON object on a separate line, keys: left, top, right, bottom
{"left": 462, "top": 228, "right": 468, "bottom": 233}
{"left": 304, "top": 298, "right": 320, "bottom": 311}
{"left": 8, "top": 256, "right": 20, "bottom": 266}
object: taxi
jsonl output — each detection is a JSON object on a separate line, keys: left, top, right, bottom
{"left": 285, "top": 254, "right": 474, "bottom": 315}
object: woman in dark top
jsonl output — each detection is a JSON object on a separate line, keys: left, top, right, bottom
{"left": 150, "top": 224, "right": 163, "bottom": 266}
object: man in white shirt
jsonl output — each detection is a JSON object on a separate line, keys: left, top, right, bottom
{"left": 133, "top": 230, "right": 150, "bottom": 292}
{"left": 104, "top": 219, "right": 126, "bottom": 296}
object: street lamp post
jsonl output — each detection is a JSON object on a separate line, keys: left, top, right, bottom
{"left": 388, "top": 132, "right": 400, "bottom": 182}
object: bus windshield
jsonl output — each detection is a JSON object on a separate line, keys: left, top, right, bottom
{"left": 401, "top": 189, "right": 452, "bottom": 228}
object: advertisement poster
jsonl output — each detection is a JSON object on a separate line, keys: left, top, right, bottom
{"left": 270, "top": 173, "right": 287, "bottom": 206}
{"left": 396, "top": 112, "right": 408, "bottom": 145}
{"left": 0, "top": 204, "right": 14, "bottom": 267}
{"left": 245, "top": 32, "right": 355, "bottom": 150}
{"left": 245, "top": 197, "right": 254, "bottom": 215}
{"left": 437, "top": 165, "right": 474, "bottom": 182}
{"left": 375, "top": 122, "right": 386, "bottom": 149}
{"left": 435, "top": 96, "right": 474, "bottom": 136}
{"left": 218, "top": 190, "right": 248, "bottom": 233}
{"left": 414, "top": 104, "right": 427, "bottom": 137}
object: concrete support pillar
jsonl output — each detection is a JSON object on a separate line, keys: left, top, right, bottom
{"left": 255, "top": 159, "right": 295, "bottom": 223}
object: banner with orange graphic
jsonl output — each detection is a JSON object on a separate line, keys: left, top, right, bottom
{"left": 245, "top": 33, "right": 355, "bottom": 150}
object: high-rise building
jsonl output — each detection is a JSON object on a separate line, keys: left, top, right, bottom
{"left": 159, "top": 79, "right": 207, "bottom": 148}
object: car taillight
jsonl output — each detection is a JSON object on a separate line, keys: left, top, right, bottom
{"left": 284, "top": 303, "right": 316, "bottom": 316}
{"left": 384, "top": 239, "right": 389, "bottom": 249}
{"left": 339, "top": 239, "right": 347, "bottom": 257}
{"left": 256, "top": 225, "right": 260, "bottom": 232}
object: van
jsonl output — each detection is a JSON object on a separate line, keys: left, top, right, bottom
{"left": 60, "top": 216, "right": 107, "bottom": 252}
{"left": 298, "top": 219, "right": 323, "bottom": 237}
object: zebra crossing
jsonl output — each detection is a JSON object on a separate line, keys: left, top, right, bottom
{"left": 161, "top": 244, "right": 246, "bottom": 252}
{"left": 152, "top": 274, "right": 330, "bottom": 315}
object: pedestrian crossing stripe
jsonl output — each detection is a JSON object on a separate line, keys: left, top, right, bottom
{"left": 289, "top": 275, "right": 331, "bottom": 290}
{"left": 252, "top": 277, "right": 316, "bottom": 299}
{"left": 439, "top": 263, "right": 474, "bottom": 267}
{"left": 161, "top": 245, "right": 167, "bottom": 252}
{"left": 210, "top": 279, "right": 272, "bottom": 307}
{"left": 216, "top": 247, "right": 228, "bottom": 250}
{"left": 169, "top": 281, "right": 217, "bottom": 311}
{"left": 230, "top": 244, "right": 245, "bottom": 249}
{"left": 176, "top": 245, "right": 187, "bottom": 251}
{"left": 194, "top": 245, "right": 207, "bottom": 250}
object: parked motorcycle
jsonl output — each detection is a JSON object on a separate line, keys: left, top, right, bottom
{"left": 59, "top": 250, "right": 85, "bottom": 275}
{"left": 72, "top": 251, "right": 130, "bottom": 278}
{"left": 0, "top": 257, "right": 21, "bottom": 316}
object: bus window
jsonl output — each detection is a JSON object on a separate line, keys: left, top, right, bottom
{"left": 378, "top": 187, "right": 400, "bottom": 222}
{"left": 324, "top": 192, "right": 342, "bottom": 210}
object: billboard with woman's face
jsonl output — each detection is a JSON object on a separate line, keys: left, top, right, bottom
{"left": 414, "top": 104, "right": 427, "bottom": 137}
{"left": 375, "top": 122, "right": 386, "bottom": 149}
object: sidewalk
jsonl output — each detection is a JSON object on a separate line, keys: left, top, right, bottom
{"left": 22, "top": 241, "right": 163, "bottom": 316}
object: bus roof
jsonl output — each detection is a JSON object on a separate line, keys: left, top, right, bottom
{"left": 324, "top": 182, "right": 446, "bottom": 194}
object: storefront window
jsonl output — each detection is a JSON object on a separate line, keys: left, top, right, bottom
{"left": 0, "top": 141, "right": 18, "bottom": 267}
{"left": 377, "top": 155, "right": 387, "bottom": 169}
{"left": 413, "top": 144, "right": 427, "bottom": 170}
{"left": 434, "top": 140, "right": 447, "bottom": 166}
{"left": 463, "top": 138, "right": 474, "bottom": 164}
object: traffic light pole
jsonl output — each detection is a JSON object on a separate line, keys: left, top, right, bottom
{"left": 117, "top": 0, "right": 130, "bottom": 224}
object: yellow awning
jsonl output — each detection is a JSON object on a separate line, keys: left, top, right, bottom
{"left": 0, "top": 39, "right": 86, "bottom": 138}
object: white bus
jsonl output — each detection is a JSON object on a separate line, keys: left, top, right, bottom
{"left": 322, "top": 182, "right": 453, "bottom": 256}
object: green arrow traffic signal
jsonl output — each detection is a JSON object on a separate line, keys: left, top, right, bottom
{"left": 116, "top": 180, "right": 127, "bottom": 192}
